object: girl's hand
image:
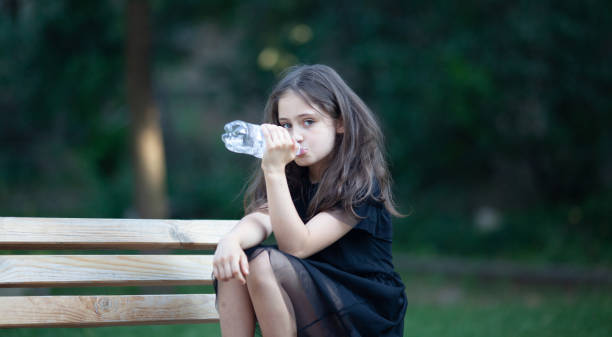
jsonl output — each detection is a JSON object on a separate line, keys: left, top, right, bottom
{"left": 260, "top": 124, "right": 298, "bottom": 174}
{"left": 212, "top": 236, "right": 249, "bottom": 284}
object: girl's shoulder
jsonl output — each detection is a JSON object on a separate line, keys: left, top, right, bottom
{"left": 350, "top": 180, "right": 392, "bottom": 241}
{"left": 352, "top": 178, "right": 384, "bottom": 210}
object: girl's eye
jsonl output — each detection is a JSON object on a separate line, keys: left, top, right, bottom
{"left": 280, "top": 123, "right": 291, "bottom": 129}
{"left": 304, "top": 119, "right": 314, "bottom": 126}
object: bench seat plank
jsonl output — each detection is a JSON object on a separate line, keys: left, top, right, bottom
{"left": 0, "top": 255, "right": 214, "bottom": 287}
{"left": 0, "top": 294, "right": 219, "bottom": 327}
{"left": 0, "top": 217, "right": 236, "bottom": 250}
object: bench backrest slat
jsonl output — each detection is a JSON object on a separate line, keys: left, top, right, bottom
{"left": 0, "top": 255, "right": 214, "bottom": 287}
{"left": 0, "top": 294, "right": 218, "bottom": 327}
{"left": 0, "top": 217, "right": 236, "bottom": 250}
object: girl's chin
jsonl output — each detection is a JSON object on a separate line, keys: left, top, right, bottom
{"left": 294, "top": 159, "right": 308, "bottom": 166}
{"left": 294, "top": 156, "right": 311, "bottom": 166}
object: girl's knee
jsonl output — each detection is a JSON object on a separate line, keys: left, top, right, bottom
{"left": 246, "top": 250, "right": 276, "bottom": 288}
{"left": 218, "top": 278, "right": 247, "bottom": 298}
{"left": 217, "top": 278, "right": 250, "bottom": 310}
{"left": 218, "top": 277, "right": 247, "bottom": 293}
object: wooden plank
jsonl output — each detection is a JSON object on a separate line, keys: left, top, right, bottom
{"left": 0, "top": 217, "right": 237, "bottom": 250}
{"left": 0, "top": 294, "right": 219, "bottom": 327}
{"left": 0, "top": 255, "right": 214, "bottom": 287}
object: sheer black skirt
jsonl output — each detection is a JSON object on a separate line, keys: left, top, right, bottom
{"left": 214, "top": 245, "right": 406, "bottom": 337}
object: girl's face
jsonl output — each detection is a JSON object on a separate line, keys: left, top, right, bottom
{"left": 277, "top": 91, "right": 343, "bottom": 182}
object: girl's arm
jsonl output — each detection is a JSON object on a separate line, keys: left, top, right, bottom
{"left": 223, "top": 211, "right": 272, "bottom": 249}
{"left": 261, "top": 124, "right": 358, "bottom": 258}
{"left": 213, "top": 211, "right": 271, "bottom": 284}
{"left": 265, "top": 173, "right": 357, "bottom": 258}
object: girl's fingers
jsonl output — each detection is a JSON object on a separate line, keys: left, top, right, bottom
{"left": 213, "top": 256, "right": 245, "bottom": 283}
{"left": 282, "top": 128, "right": 296, "bottom": 150}
{"left": 280, "top": 127, "right": 292, "bottom": 145}
{"left": 260, "top": 124, "right": 295, "bottom": 166}
{"left": 279, "top": 127, "right": 289, "bottom": 144}
{"left": 222, "top": 261, "right": 232, "bottom": 281}
{"left": 212, "top": 257, "right": 220, "bottom": 278}
{"left": 217, "top": 262, "right": 225, "bottom": 280}
{"left": 262, "top": 124, "right": 276, "bottom": 148}
{"left": 240, "top": 253, "right": 250, "bottom": 277}
{"left": 269, "top": 125, "right": 281, "bottom": 145}
{"left": 232, "top": 257, "right": 246, "bottom": 284}
{"left": 261, "top": 125, "right": 270, "bottom": 145}
{"left": 262, "top": 124, "right": 293, "bottom": 147}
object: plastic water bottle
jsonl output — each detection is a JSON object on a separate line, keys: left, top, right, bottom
{"left": 221, "top": 120, "right": 302, "bottom": 158}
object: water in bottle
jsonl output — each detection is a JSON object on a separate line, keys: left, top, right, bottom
{"left": 221, "top": 120, "right": 301, "bottom": 158}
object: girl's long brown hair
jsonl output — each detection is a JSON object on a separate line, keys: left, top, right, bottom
{"left": 244, "top": 64, "right": 402, "bottom": 219}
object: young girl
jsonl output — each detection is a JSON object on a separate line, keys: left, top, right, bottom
{"left": 213, "top": 64, "right": 407, "bottom": 337}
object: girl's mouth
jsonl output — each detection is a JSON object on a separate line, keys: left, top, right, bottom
{"left": 297, "top": 147, "right": 308, "bottom": 157}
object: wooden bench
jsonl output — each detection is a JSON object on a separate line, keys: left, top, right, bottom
{"left": 0, "top": 217, "right": 236, "bottom": 328}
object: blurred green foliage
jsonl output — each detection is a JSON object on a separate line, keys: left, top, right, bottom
{"left": 1, "top": 0, "right": 611, "bottom": 264}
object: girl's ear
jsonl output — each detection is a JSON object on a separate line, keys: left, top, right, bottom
{"left": 335, "top": 118, "right": 345, "bottom": 134}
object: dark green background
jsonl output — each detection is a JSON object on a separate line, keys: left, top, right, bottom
{"left": 1, "top": 0, "right": 611, "bottom": 265}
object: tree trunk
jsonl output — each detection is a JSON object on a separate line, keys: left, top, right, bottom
{"left": 125, "top": 0, "right": 169, "bottom": 219}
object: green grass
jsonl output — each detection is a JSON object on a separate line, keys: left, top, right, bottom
{"left": 2, "top": 273, "right": 611, "bottom": 337}
{"left": 402, "top": 274, "right": 612, "bottom": 337}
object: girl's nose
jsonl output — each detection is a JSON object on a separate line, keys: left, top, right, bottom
{"left": 294, "top": 133, "right": 304, "bottom": 142}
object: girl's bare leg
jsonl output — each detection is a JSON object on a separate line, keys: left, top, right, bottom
{"left": 218, "top": 278, "right": 256, "bottom": 337}
{"left": 247, "top": 250, "right": 297, "bottom": 337}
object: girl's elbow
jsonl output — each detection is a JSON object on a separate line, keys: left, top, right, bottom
{"left": 277, "top": 228, "right": 311, "bottom": 257}
{"left": 278, "top": 243, "right": 309, "bottom": 259}
{"left": 290, "top": 249, "right": 309, "bottom": 259}
{"left": 292, "top": 251, "right": 312, "bottom": 259}
{"left": 278, "top": 243, "right": 298, "bottom": 257}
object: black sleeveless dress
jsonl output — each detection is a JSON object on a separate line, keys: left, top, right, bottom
{"left": 215, "top": 182, "right": 407, "bottom": 336}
